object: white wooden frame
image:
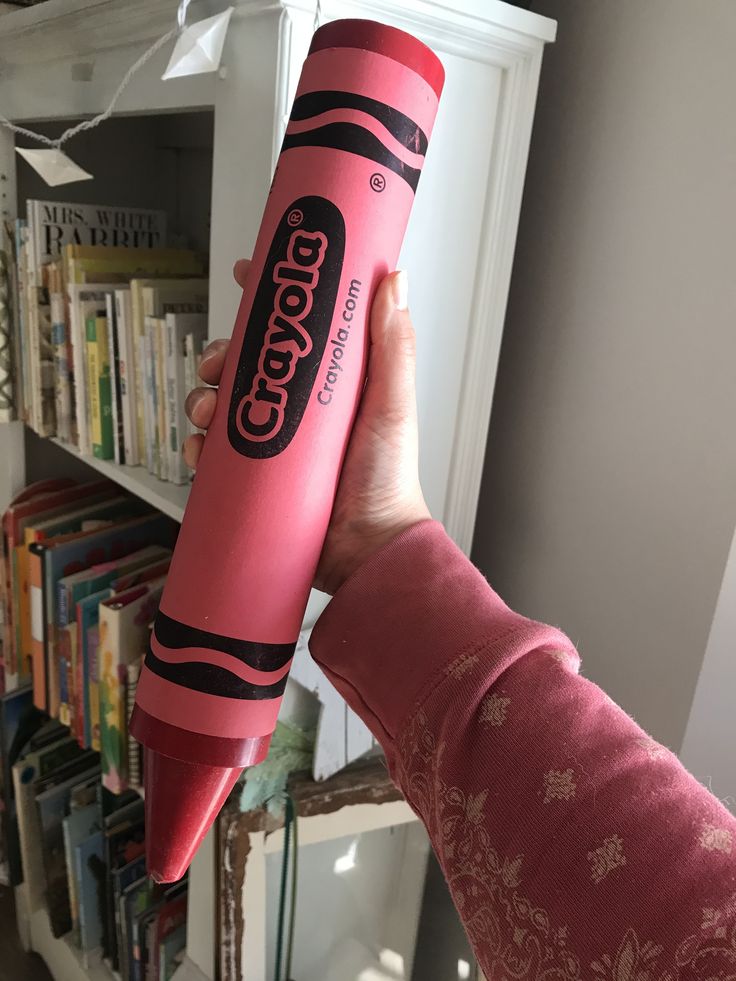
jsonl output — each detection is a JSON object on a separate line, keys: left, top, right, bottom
{"left": 239, "top": 801, "right": 419, "bottom": 980}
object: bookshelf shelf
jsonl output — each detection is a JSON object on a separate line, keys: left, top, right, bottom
{"left": 50, "top": 438, "right": 189, "bottom": 523}
{"left": 21, "top": 899, "right": 118, "bottom": 981}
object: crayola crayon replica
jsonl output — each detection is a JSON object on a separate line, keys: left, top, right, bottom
{"left": 130, "top": 18, "right": 444, "bottom": 882}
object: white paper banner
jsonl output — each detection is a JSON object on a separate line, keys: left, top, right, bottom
{"left": 15, "top": 147, "right": 93, "bottom": 187}
{"left": 162, "top": 8, "right": 233, "bottom": 80}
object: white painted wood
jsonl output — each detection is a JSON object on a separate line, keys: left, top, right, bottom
{"left": 49, "top": 437, "right": 189, "bottom": 520}
{"left": 243, "top": 799, "right": 420, "bottom": 978}
{"left": 18, "top": 901, "right": 115, "bottom": 981}
{"left": 240, "top": 829, "right": 268, "bottom": 981}
{"left": 207, "top": 6, "right": 283, "bottom": 345}
{"left": 186, "top": 825, "right": 217, "bottom": 980}
{"left": 680, "top": 522, "right": 736, "bottom": 807}
{"left": 0, "top": 420, "right": 26, "bottom": 510}
{"left": 288, "top": 633, "right": 351, "bottom": 779}
{"left": 263, "top": 798, "right": 416, "bottom": 853}
{"left": 171, "top": 956, "right": 213, "bottom": 981}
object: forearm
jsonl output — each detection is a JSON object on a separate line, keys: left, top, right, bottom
{"left": 310, "top": 521, "right": 736, "bottom": 978}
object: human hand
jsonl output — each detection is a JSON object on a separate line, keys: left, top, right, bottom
{"left": 183, "top": 258, "right": 430, "bottom": 594}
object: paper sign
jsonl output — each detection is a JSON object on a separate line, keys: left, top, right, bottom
{"left": 15, "top": 147, "right": 93, "bottom": 187}
{"left": 162, "top": 8, "right": 233, "bottom": 80}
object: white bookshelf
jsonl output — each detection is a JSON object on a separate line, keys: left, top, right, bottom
{"left": 0, "top": 0, "right": 557, "bottom": 978}
{"left": 15, "top": 884, "right": 118, "bottom": 981}
{"left": 50, "top": 438, "right": 189, "bottom": 522}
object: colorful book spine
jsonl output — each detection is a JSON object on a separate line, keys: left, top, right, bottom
{"left": 99, "top": 580, "right": 165, "bottom": 793}
{"left": 154, "top": 319, "right": 167, "bottom": 480}
{"left": 86, "top": 313, "right": 113, "bottom": 460}
{"left": 127, "top": 659, "right": 142, "bottom": 789}
{"left": 28, "top": 543, "right": 48, "bottom": 710}
{"left": 115, "top": 289, "right": 139, "bottom": 466}
{"left": 49, "top": 260, "right": 72, "bottom": 442}
{"left": 57, "top": 624, "right": 74, "bottom": 727}
{"left": 106, "top": 292, "right": 125, "bottom": 464}
{"left": 88, "top": 624, "right": 102, "bottom": 751}
{"left": 141, "top": 326, "right": 155, "bottom": 475}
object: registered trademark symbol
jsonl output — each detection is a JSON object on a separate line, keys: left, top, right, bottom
{"left": 287, "top": 208, "right": 303, "bottom": 226}
{"left": 369, "top": 173, "right": 386, "bottom": 193}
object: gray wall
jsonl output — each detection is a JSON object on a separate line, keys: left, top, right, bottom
{"left": 472, "top": 0, "right": 736, "bottom": 750}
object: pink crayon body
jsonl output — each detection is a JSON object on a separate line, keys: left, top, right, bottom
{"left": 130, "top": 19, "right": 444, "bottom": 882}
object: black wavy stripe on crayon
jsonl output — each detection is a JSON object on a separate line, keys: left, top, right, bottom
{"left": 281, "top": 123, "right": 421, "bottom": 192}
{"left": 144, "top": 645, "right": 288, "bottom": 701}
{"left": 153, "top": 610, "right": 295, "bottom": 672}
{"left": 290, "top": 90, "right": 428, "bottom": 156}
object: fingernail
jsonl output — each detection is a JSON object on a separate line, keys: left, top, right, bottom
{"left": 199, "top": 342, "right": 219, "bottom": 367}
{"left": 392, "top": 270, "right": 409, "bottom": 311}
{"left": 187, "top": 390, "right": 205, "bottom": 414}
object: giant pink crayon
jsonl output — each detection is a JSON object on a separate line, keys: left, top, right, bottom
{"left": 130, "top": 18, "right": 444, "bottom": 882}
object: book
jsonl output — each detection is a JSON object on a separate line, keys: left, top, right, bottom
{"left": 12, "top": 729, "right": 81, "bottom": 909}
{"left": 155, "top": 318, "right": 168, "bottom": 480}
{"left": 48, "top": 258, "right": 73, "bottom": 443}
{"left": 165, "top": 313, "right": 207, "bottom": 484}
{"left": 106, "top": 291, "right": 126, "bottom": 464}
{"left": 141, "top": 321, "right": 155, "bottom": 474}
{"left": 86, "top": 311, "right": 114, "bottom": 460}
{"left": 130, "top": 277, "right": 208, "bottom": 463}
{"left": 3, "top": 220, "right": 23, "bottom": 421}
{"left": 35, "top": 758, "right": 100, "bottom": 936}
{"left": 0, "top": 226, "right": 15, "bottom": 427}
{"left": 183, "top": 333, "right": 199, "bottom": 438}
{"left": 24, "top": 255, "right": 55, "bottom": 435}
{"left": 13, "top": 219, "right": 30, "bottom": 422}
{"left": 76, "top": 589, "right": 113, "bottom": 750}
{"left": 126, "top": 659, "right": 143, "bottom": 791}
{"left": 27, "top": 510, "right": 174, "bottom": 712}
{"left": 103, "top": 797, "right": 145, "bottom": 964}
{"left": 57, "top": 544, "right": 170, "bottom": 630}
{"left": 121, "top": 876, "right": 154, "bottom": 981}
{"left": 56, "top": 624, "right": 75, "bottom": 728}
{"left": 114, "top": 288, "right": 139, "bottom": 465}
{"left": 99, "top": 576, "right": 167, "bottom": 793}
{"left": 0, "top": 684, "right": 44, "bottom": 886}
{"left": 67, "top": 285, "right": 118, "bottom": 455}
{"left": 159, "top": 923, "right": 187, "bottom": 981}
{"left": 112, "top": 853, "right": 147, "bottom": 972}
{"left": 150, "top": 890, "right": 188, "bottom": 981}
{"left": 74, "top": 827, "right": 105, "bottom": 955}
{"left": 63, "top": 800, "right": 100, "bottom": 946}
{"left": 27, "top": 201, "right": 167, "bottom": 277}
{"left": 2, "top": 477, "right": 82, "bottom": 685}
{"left": 25, "top": 494, "right": 139, "bottom": 710}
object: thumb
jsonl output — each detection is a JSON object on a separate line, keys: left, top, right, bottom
{"left": 361, "top": 270, "right": 418, "bottom": 429}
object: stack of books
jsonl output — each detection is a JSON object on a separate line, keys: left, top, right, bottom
{"left": 0, "top": 688, "right": 188, "bottom": 979}
{"left": 2, "top": 198, "right": 210, "bottom": 484}
{"left": 0, "top": 480, "right": 187, "bottom": 978}
{"left": 1, "top": 478, "right": 177, "bottom": 784}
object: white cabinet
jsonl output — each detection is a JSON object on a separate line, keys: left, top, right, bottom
{"left": 0, "top": 0, "right": 555, "bottom": 977}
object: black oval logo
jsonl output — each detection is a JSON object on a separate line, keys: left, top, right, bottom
{"left": 227, "top": 196, "right": 345, "bottom": 458}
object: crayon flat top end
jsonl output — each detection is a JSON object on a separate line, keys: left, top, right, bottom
{"left": 143, "top": 748, "right": 243, "bottom": 883}
{"left": 309, "top": 18, "right": 445, "bottom": 99}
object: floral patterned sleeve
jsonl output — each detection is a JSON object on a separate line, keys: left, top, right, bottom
{"left": 310, "top": 520, "right": 736, "bottom": 981}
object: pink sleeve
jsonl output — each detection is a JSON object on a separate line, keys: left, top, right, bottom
{"left": 310, "top": 520, "right": 736, "bottom": 979}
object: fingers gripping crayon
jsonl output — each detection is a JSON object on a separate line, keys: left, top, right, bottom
{"left": 130, "top": 18, "right": 444, "bottom": 882}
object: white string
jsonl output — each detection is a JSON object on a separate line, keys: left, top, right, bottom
{"left": 313, "top": 0, "right": 322, "bottom": 34}
{"left": 177, "top": 0, "right": 193, "bottom": 29}
{"left": 0, "top": 0, "right": 190, "bottom": 150}
{"left": 56, "top": 27, "right": 178, "bottom": 147}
